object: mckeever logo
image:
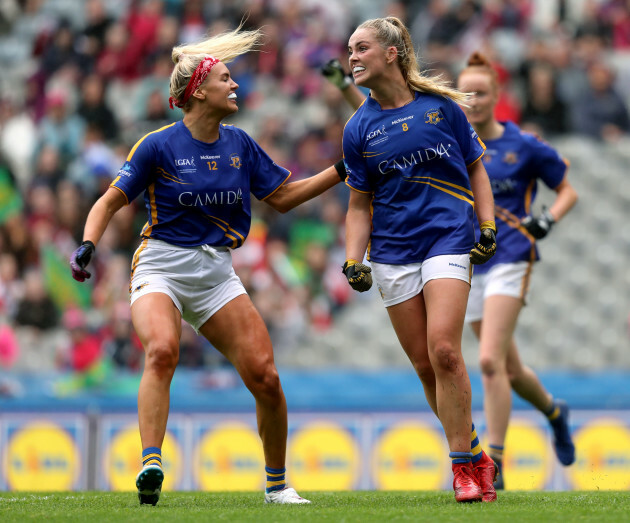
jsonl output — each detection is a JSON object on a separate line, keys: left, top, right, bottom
{"left": 448, "top": 262, "right": 466, "bottom": 270}
{"left": 378, "top": 143, "right": 452, "bottom": 174}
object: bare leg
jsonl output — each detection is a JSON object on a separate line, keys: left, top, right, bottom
{"left": 476, "top": 295, "right": 522, "bottom": 447}
{"left": 388, "top": 279, "right": 472, "bottom": 451}
{"left": 132, "top": 293, "right": 182, "bottom": 448}
{"left": 199, "top": 294, "right": 287, "bottom": 468}
{"left": 423, "top": 278, "right": 472, "bottom": 451}
{"left": 386, "top": 293, "right": 438, "bottom": 416}
{"left": 506, "top": 341, "right": 553, "bottom": 411}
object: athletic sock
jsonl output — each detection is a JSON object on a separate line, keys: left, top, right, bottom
{"left": 450, "top": 451, "right": 473, "bottom": 465}
{"left": 470, "top": 424, "right": 483, "bottom": 464}
{"left": 142, "top": 446, "right": 162, "bottom": 469}
{"left": 544, "top": 400, "right": 561, "bottom": 423}
{"left": 265, "top": 466, "right": 286, "bottom": 493}
{"left": 489, "top": 444, "right": 504, "bottom": 463}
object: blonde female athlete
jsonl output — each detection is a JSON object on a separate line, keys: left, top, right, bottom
{"left": 70, "top": 26, "right": 346, "bottom": 505}
{"left": 339, "top": 17, "right": 498, "bottom": 503}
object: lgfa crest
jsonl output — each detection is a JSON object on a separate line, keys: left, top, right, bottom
{"left": 424, "top": 109, "right": 443, "bottom": 125}
{"left": 229, "top": 153, "right": 241, "bottom": 169}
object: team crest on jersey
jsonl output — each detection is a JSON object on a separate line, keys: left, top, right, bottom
{"left": 229, "top": 154, "right": 241, "bottom": 169}
{"left": 424, "top": 109, "right": 444, "bottom": 125}
{"left": 503, "top": 152, "right": 518, "bottom": 164}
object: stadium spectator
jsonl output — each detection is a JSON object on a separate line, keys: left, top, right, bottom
{"left": 339, "top": 16, "right": 498, "bottom": 503}
{"left": 76, "top": 74, "right": 119, "bottom": 143}
{"left": 572, "top": 61, "right": 630, "bottom": 140}
{"left": 457, "top": 51, "right": 578, "bottom": 489}
{"left": 520, "top": 62, "right": 569, "bottom": 136}
{"left": 69, "top": 25, "right": 346, "bottom": 506}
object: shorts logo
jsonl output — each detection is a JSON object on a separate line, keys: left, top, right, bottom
{"left": 448, "top": 262, "right": 466, "bottom": 270}
{"left": 229, "top": 154, "right": 241, "bottom": 169}
{"left": 132, "top": 282, "right": 149, "bottom": 294}
{"left": 424, "top": 109, "right": 444, "bottom": 125}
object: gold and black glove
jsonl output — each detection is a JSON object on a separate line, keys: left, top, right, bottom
{"left": 342, "top": 259, "right": 372, "bottom": 292}
{"left": 469, "top": 221, "right": 497, "bottom": 265}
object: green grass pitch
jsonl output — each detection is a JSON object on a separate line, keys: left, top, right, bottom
{"left": 0, "top": 491, "right": 628, "bottom": 522}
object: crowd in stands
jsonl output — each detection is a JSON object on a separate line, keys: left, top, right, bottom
{"left": 0, "top": 0, "right": 629, "bottom": 381}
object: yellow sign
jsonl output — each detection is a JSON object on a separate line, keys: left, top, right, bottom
{"left": 372, "top": 421, "right": 447, "bottom": 490}
{"left": 288, "top": 421, "right": 360, "bottom": 490}
{"left": 5, "top": 421, "right": 80, "bottom": 491}
{"left": 194, "top": 421, "right": 264, "bottom": 491}
{"left": 568, "top": 418, "right": 630, "bottom": 490}
{"left": 105, "top": 423, "right": 182, "bottom": 491}
{"left": 498, "top": 419, "right": 550, "bottom": 490}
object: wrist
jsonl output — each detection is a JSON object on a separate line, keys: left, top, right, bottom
{"left": 480, "top": 220, "right": 496, "bottom": 232}
{"left": 542, "top": 209, "right": 555, "bottom": 224}
{"left": 340, "top": 76, "right": 352, "bottom": 91}
{"left": 82, "top": 240, "right": 96, "bottom": 250}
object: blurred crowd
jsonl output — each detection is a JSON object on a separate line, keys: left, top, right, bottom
{"left": 0, "top": 0, "right": 629, "bottom": 380}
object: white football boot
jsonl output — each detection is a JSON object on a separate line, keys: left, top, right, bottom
{"left": 264, "top": 487, "right": 311, "bottom": 504}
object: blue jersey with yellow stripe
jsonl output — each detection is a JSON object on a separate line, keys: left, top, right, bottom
{"left": 110, "top": 121, "right": 290, "bottom": 248}
{"left": 343, "top": 92, "right": 485, "bottom": 264}
{"left": 474, "top": 121, "right": 568, "bottom": 274}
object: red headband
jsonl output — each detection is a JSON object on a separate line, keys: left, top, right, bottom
{"left": 169, "top": 55, "right": 221, "bottom": 109}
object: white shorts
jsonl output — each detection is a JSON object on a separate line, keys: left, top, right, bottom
{"left": 465, "top": 261, "right": 533, "bottom": 323}
{"left": 129, "top": 239, "right": 247, "bottom": 332}
{"left": 371, "top": 254, "right": 472, "bottom": 307}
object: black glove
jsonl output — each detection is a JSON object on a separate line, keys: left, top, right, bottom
{"left": 70, "top": 240, "right": 96, "bottom": 282}
{"left": 342, "top": 259, "right": 372, "bottom": 292}
{"left": 470, "top": 221, "right": 497, "bottom": 265}
{"left": 521, "top": 208, "right": 555, "bottom": 239}
{"left": 321, "top": 59, "right": 352, "bottom": 90}
{"left": 334, "top": 159, "right": 347, "bottom": 182}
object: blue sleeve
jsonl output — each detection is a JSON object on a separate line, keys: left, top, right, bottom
{"left": 343, "top": 119, "right": 372, "bottom": 193}
{"left": 241, "top": 131, "right": 291, "bottom": 200}
{"left": 443, "top": 98, "right": 485, "bottom": 166}
{"left": 525, "top": 134, "right": 567, "bottom": 189}
{"left": 110, "top": 136, "right": 157, "bottom": 203}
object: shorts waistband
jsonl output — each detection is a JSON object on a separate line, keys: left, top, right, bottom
{"left": 145, "top": 238, "right": 229, "bottom": 252}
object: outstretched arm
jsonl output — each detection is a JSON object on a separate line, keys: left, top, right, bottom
{"left": 70, "top": 187, "right": 127, "bottom": 281}
{"left": 263, "top": 162, "right": 345, "bottom": 213}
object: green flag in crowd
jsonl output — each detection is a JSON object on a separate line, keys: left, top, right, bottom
{"left": 0, "top": 165, "right": 23, "bottom": 224}
{"left": 41, "top": 244, "right": 92, "bottom": 310}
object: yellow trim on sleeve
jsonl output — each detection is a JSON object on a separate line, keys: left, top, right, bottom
{"left": 127, "top": 123, "right": 177, "bottom": 161}
{"left": 260, "top": 172, "right": 292, "bottom": 201}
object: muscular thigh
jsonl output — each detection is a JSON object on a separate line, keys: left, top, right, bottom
{"left": 131, "top": 292, "right": 182, "bottom": 349}
{"left": 478, "top": 294, "right": 522, "bottom": 359}
{"left": 198, "top": 294, "right": 273, "bottom": 373}
{"left": 422, "top": 277, "right": 469, "bottom": 346}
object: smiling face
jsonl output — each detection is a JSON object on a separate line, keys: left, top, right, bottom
{"left": 194, "top": 61, "right": 239, "bottom": 117}
{"left": 457, "top": 70, "right": 497, "bottom": 127}
{"left": 347, "top": 27, "right": 393, "bottom": 89}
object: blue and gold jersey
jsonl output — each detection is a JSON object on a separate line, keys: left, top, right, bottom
{"left": 343, "top": 92, "right": 485, "bottom": 264}
{"left": 110, "top": 121, "right": 290, "bottom": 248}
{"left": 475, "top": 121, "right": 568, "bottom": 274}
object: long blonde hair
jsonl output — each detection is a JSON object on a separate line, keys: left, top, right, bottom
{"left": 357, "top": 17, "right": 469, "bottom": 105}
{"left": 169, "top": 25, "right": 263, "bottom": 110}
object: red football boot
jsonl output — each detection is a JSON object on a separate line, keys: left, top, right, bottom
{"left": 473, "top": 451, "right": 498, "bottom": 502}
{"left": 452, "top": 462, "right": 483, "bottom": 503}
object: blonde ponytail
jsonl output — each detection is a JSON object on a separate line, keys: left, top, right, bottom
{"left": 169, "top": 25, "right": 263, "bottom": 110}
{"left": 357, "top": 17, "right": 469, "bottom": 105}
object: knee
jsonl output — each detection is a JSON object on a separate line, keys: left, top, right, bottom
{"left": 144, "top": 338, "right": 179, "bottom": 377}
{"left": 431, "top": 342, "right": 462, "bottom": 374}
{"left": 479, "top": 354, "right": 504, "bottom": 378}
{"left": 246, "top": 360, "right": 283, "bottom": 405}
